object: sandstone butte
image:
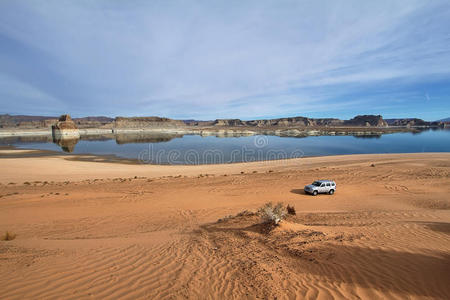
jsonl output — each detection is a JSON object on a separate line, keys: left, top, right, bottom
{"left": 51, "top": 114, "right": 80, "bottom": 139}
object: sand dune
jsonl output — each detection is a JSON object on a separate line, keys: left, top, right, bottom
{"left": 1, "top": 152, "right": 449, "bottom": 299}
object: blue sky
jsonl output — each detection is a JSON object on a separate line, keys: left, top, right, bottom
{"left": 0, "top": 0, "right": 449, "bottom": 121}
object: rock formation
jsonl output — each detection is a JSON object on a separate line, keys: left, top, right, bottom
{"left": 343, "top": 115, "right": 388, "bottom": 127}
{"left": 210, "top": 116, "right": 388, "bottom": 128}
{"left": 213, "top": 119, "right": 245, "bottom": 126}
{"left": 114, "top": 117, "right": 185, "bottom": 129}
{"left": 1, "top": 113, "right": 444, "bottom": 135}
{"left": 0, "top": 114, "right": 57, "bottom": 129}
{"left": 0, "top": 114, "right": 114, "bottom": 129}
{"left": 52, "top": 114, "right": 80, "bottom": 138}
{"left": 385, "top": 118, "right": 428, "bottom": 127}
{"left": 74, "top": 116, "right": 114, "bottom": 129}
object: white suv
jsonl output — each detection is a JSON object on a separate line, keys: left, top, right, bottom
{"left": 304, "top": 180, "right": 336, "bottom": 196}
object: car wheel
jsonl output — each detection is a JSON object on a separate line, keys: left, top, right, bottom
{"left": 329, "top": 189, "right": 334, "bottom": 195}
{"left": 313, "top": 190, "right": 318, "bottom": 196}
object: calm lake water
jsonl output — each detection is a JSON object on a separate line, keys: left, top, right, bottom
{"left": 1, "top": 129, "right": 449, "bottom": 164}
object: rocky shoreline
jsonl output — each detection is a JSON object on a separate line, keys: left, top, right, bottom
{"left": 0, "top": 114, "right": 447, "bottom": 140}
{"left": 0, "top": 124, "right": 425, "bottom": 139}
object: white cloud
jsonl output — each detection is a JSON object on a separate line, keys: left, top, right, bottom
{"left": 0, "top": 0, "right": 449, "bottom": 118}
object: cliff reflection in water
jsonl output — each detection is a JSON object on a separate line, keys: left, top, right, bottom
{"left": 114, "top": 132, "right": 183, "bottom": 144}
{"left": 50, "top": 132, "right": 183, "bottom": 152}
{"left": 52, "top": 136, "right": 79, "bottom": 152}
{"left": 2, "top": 128, "right": 449, "bottom": 164}
{"left": 352, "top": 134, "right": 382, "bottom": 139}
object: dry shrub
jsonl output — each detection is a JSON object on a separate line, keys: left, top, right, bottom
{"left": 236, "top": 210, "right": 256, "bottom": 217}
{"left": 1, "top": 231, "right": 16, "bottom": 241}
{"left": 287, "top": 204, "right": 296, "bottom": 215}
{"left": 218, "top": 210, "right": 256, "bottom": 223}
{"left": 217, "top": 215, "right": 233, "bottom": 223}
{"left": 258, "top": 202, "right": 287, "bottom": 225}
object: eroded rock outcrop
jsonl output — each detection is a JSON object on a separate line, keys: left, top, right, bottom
{"left": 214, "top": 119, "right": 245, "bottom": 127}
{"left": 210, "top": 116, "right": 362, "bottom": 128}
{"left": 0, "top": 114, "right": 57, "bottom": 129}
{"left": 344, "top": 115, "right": 388, "bottom": 127}
{"left": 211, "top": 117, "right": 341, "bottom": 128}
{"left": 385, "top": 118, "right": 428, "bottom": 127}
{"left": 0, "top": 114, "right": 114, "bottom": 129}
{"left": 114, "top": 117, "right": 185, "bottom": 129}
{"left": 52, "top": 114, "right": 80, "bottom": 138}
{"left": 74, "top": 117, "right": 114, "bottom": 129}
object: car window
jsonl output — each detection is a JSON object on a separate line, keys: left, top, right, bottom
{"left": 326, "top": 183, "right": 331, "bottom": 187}
{"left": 320, "top": 183, "right": 325, "bottom": 187}
{"left": 332, "top": 183, "right": 335, "bottom": 186}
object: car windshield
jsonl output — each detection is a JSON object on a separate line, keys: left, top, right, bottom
{"left": 312, "top": 181, "right": 322, "bottom": 186}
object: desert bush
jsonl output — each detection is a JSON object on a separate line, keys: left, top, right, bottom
{"left": 1, "top": 231, "right": 16, "bottom": 241}
{"left": 257, "top": 202, "right": 287, "bottom": 225}
{"left": 217, "top": 215, "right": 233, "bottom": 223}
{"left": 218, "top": 210, "right": 256, "bottom": 223}
{"left": 236, "top": 210, "right": 256, "bottom": 217}
{"left": 287, "top": 204, "right": 296, "bottom": 215}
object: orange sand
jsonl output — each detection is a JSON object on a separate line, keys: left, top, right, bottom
{"left": 0, "top": 151, "right": 449, "bottom": 299}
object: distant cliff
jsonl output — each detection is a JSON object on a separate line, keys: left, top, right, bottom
{"left": 74, "top": 116, "right": 114, "bottom": 129}
{"left": 185, "top": 117, "right": 343, "bottom": 127}
{"left": 0, "top": 114, "right": 57, "bottom": 128}
{"left": 0, "top": 114, "right": 113, "bottom": 129}
{"left": 114, "top": 117, "right": 185, "bottom": 129}
{"left": 208, "top": 115, "right": 386, "bottom": 128}
{"left": 1, "top": 114, "right": 446, "bottom": 132}
{"left": 343, "top": 115, "right": 387, "bottom": 127}
{"left": 386, "top": 118, "right": 429, "bottom": 127}
{"left": 386, "top": 118, "right": 448, "bottom": 128}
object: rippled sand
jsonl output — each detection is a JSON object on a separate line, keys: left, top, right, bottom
{"left": 1, "top": 152, "right": 449, "bottom": 299}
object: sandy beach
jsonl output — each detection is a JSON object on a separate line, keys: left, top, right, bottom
{"left": 1, "top": 150, "right": 449, "bottom": 299}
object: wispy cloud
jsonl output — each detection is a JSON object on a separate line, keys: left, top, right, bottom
{"left": 0, "top": 0, "right": 449, "bottom": 120}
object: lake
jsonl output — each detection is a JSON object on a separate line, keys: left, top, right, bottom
{"left": 1, "top": 129, "right": 449, "bottom": 164}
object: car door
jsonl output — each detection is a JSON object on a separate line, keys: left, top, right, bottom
{"left": 326, "top": 182, "right": 331, "bottom": 192}
{"left": 320, "top": 183, "right": 326, "bottom": 193}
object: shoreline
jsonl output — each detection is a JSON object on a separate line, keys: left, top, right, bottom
{"left": 1, "top": 149, "right": 449, "bottom": 184}
{"left": 0, "top": 124, "right": 439, "bottom": 139}
{"left": 3, "top": 143, "right": 450, "bottom": 165}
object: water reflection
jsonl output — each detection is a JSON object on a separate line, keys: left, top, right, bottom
{"left": 114, "top": 132, "right": 182, "bottom": 144}
{"left": 1, "top": 128, "right": 449, "bottom": 164}
{"left": 352, "top": 135, "right": 382, "bottom": 139}
{"left": 49, "top": 132, "right": 184, "bottom": 152}
{"left": 52, "top": 136, "right": 79, "bottom": 153}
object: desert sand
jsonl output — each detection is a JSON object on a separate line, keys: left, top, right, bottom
{"left": 0, "top": 151, "right": 449, "bottom": 299}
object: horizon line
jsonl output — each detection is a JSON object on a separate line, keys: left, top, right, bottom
{"left": 1, "top": 112, "right": 448, "bottom": 123}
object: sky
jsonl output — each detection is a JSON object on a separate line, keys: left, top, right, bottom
{"left": 0, "top": 0, "right": 450, "bottom": 121}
